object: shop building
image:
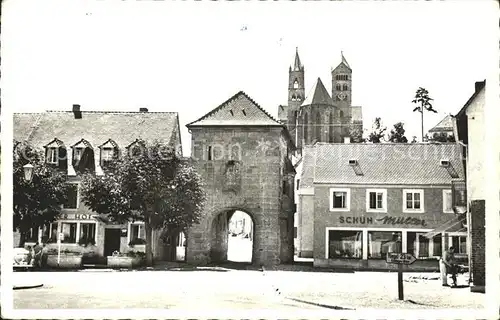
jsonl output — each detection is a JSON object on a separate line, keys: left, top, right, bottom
{"left": 298, "top": 142, "right": 467, "bottom": 271}
{"left": 13, "top": 106, "right": 186, "bottom": 262}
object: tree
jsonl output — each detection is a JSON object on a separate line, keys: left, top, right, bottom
{"left": 80, "top": 140, "right": 207, "bottom": 266}
{"left": 387, "top": 122, "right": 408, "bottom": 143}
{"left": 13, "top": 141, "right": 68, "bottom": 247}
{"left": 412, "top": 87, "right": 437, "bottom": 142}
{"left": 367, "top": 117, "right": 387, "bottom": 143}
{"left": 348, "top": 123, "right": 365, "bottom": 143}
{"left": 430, "top": 132, "right": 456, "bottom": 143}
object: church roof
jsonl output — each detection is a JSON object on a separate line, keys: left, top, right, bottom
{"left": 429, "top": 114, "right": 454, "bottom": 133}
{"left": 186, "top": 91, "right": 282, "bottom": 127}
{"left": 301, "top": 77, "right": 334, "bottom": 107}
{"left": 293, "top": 47, "right": 303, "bottom": 71}
{"left": 341, "top": 51, "right": 351, "bottom": 69}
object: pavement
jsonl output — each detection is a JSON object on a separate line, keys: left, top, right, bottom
{"left": 11, "top": 267, "right": 484, "bottom": 310}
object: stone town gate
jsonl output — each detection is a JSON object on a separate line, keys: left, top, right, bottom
{"left": 185, "top": 91, "right": 296, "bottom": 266}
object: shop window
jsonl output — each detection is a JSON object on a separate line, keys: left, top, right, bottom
{"left": 79, "top": 223, "right": 97, "bottom": 245}
{"left": 366, "top": 189, "right": 387, "bottom": 212}
{"left": 368, "top": 231, "right": 402, "bottom": 259}
{"left": 63, "top": 183, "right": 79, "bottom": 209}
{"left": 45, "top": 222, "right": 58, "bottom": 243}
{"left": 451, "top": 235, "right": 467, "bottom": 254}
{"left": 433, "top": 234, "right": 443, "bottom": 256}
{"left": 328, "top": 230, "right": 362, "bottom": 259}
{"left": 330, "top": 188, "right": 350, "bottom": 211}
{"left": 442, "top": 190, "right": 453, "bottom": 213}
{"left": 403, "top": 189, "right": 424, "bottom": 213}
{"left": 406, "top": 232, "right": 430, "bottom": 258}
{"left": 61, "top": 222, "right": 77, "bottom": 243}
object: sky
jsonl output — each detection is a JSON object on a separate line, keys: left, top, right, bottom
{"left": 2, "top": 1, "right": 496, "bottom": 156}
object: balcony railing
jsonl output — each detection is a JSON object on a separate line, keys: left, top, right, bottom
{"left": 452, "top": 179, "right": 467, "bottom": 208}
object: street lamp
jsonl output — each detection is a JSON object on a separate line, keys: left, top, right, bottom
{"left": 23, "top": 163, "right": 34, "bottom": 182}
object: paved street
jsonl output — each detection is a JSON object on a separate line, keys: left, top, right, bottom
{"left": 13, "top": 268, "right": 484, "bottom": 310}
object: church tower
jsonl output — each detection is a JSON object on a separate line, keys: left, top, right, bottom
{"left": 287, "top": 48, "right": 305, "bottom": 144}
{"left": 331, "top": 51, "right": 352, "bottom": 136}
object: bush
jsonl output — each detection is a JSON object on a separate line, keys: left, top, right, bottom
{"left": 128, "top": 238, "right": 146, "bottom": 246}
{"left": 46, "top": 248, "right": 83, "bottom": 256}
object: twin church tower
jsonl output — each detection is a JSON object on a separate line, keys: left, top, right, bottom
{"left": 277, "top": 48, "right": 363, "bottom": 152}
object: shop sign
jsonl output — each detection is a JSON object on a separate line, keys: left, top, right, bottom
{"left": 60, "top": 213, "right": 96, "bottom": 220}
{"left": 339, "top": 215, "right": 427, "bottom": 227}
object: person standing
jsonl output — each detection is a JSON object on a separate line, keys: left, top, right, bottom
{"left": 33, "top": 242, "right": 43, "bottom": 268}
{"left": 442, "top": 246, "right": 458, "bottom": 287}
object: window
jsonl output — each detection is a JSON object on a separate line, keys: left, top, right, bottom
{"left": 403, "top": 189, "right": 424, "bottom": 213}
{"left": 79, "top": 223, "right": 96, "bottom": 245}
{"left": 443, "top": 190, "right": 453, "bottom": 213}
{"left": 328, "top": 230, "right": 362, "bottom": 259}
{"left": 207, "top": 146, "right": 213, "bottom": 161}
{"left": 315, "top": 112, "right": 321, "bottom": 142}
{"left": 48, "top": 222, "right": 58, "bottom": 242}
{"left": 433, "top": 234, "right": 442, "bottom": 256}
{"left": 336, "top": 84, "right": 341, "bottom": 91}
{"left": 60, "top": 222, "right": 77, "bottom": 243}
{"left": 368, "top": 231, "right": 402, "bottom": 259}
{"left": 294, "top": 227, "right": 297, "bottom": 239}
{"left": 296, "top": 179, "right": 300, "bottom": 190}
{"left": 101, "top": 148, "right": 115, "bottom": 162}
{"left": 406, "top": 232, "right": 430, "bottom": 258}
{"left": 339, "top": 110, "right": 344, "bottom": 118}
{"left": 63, "top": 183, "right": 79, "bottom": 209}
{"left": 130, "top": 223, "right": 145, "bottom": 242}
{"left": 303, "top": 113, "right": 308, "bottom": 142}
{"left": 282, "top": 181, "right": 287, "bottom": 194}
{"left": 293, "top": 80, "right": 299, "bottom": 89}
{"left": 343, "top": 84, "right": 349, "bottom": 91}
{"left": 74, "top": 147, "right": 84, "bottom": 162}
{"left": 46, "top": 147, "right": 59, "bottom": 164}
{"left": 366, "top": 189, "right": 387, "bottom": 212}
{"left": 330, "top": 188, "right": 350, "bottom": 211}
{"left": 451, "top": 235, "right": 467, "bottom": 254}
{"left": 26, "top": 227, "right": 39, "bottom": 243}
{"left": 328, "top": 112, "right": 334, "bottom": 142}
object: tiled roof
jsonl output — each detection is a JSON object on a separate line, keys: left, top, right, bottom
{"left": 301, "top": 78, "right": 334, "bottom": 107}
{"left": 351, "top": 106, "right": 363, "bottom": 123}
{"left": 299, "top": 145, "right": 316, "bottom": 188}
{"left": 429, "top": 114, "right": 453, "bottom": 133}
{"left": 278, "top": 105, "right": 288, "bottom": 121}
{"left": 187, "top": 91, "right": 282, "bottom": 127}
{"left": 13, "top": 111, "right": 180, "bottom": 151}
{"left": 313, "top": 143, "right": 464, "bottom": 185}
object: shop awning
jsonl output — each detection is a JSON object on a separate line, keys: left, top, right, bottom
{"left": 422, "top": 213, "right": 466, "bottom": 239}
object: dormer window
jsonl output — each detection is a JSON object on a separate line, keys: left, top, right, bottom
{"left": 74, "top": 147, "right": 84, "bottom": 162}
{"left": 71, "top": 139, "right": 95, "bottom": 174}
{"left": 46, "top": 147, "right": 59, "bottom": 164}
{"left": 44, "top": 138, "right": 66, "bottom": 167}
{"left": 101, "top": 148, "right": 115, "bottom": 162}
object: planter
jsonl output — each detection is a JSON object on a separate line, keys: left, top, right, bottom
{"left": 46, "top": 254, "right": 83, "bottom": 269}
{"left": 107, "top": 256, "right": 144, "bottom": 268}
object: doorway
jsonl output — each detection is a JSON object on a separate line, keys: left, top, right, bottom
{"left": 227, "top": 210, "right": 253, "bottom": 263}
{"left": 104, "top": 228, "right": 121, "bottom": 257}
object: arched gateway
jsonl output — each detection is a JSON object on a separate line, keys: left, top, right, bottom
{"left": 185, "top": 91, "right": 296, "bottom": 266}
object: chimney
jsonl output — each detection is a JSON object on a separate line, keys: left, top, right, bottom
{"left": 139, "top": 108, "right": 148, "bottom": 112}
{"left": 72, "top": 104, "right": 82, "bottom": 119}
{"left": 344, "top": 137, "right": 351, "bottom": 144}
